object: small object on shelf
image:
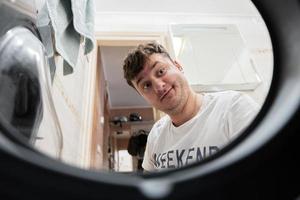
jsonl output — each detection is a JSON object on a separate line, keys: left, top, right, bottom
{"left": 116, "top": 131, "right": 123, "bottom": 135}
{"left": 111, "top": 116, "right": 128, "bottom": 128}
{"left": 129, "top": 113, "right": 142, "bottom": 121}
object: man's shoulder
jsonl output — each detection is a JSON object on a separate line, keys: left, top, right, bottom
{"left": 215, "top": 90, "right": 256, "bottom": 104}
{"left": 208, "top": 90, "right": 259, "bottom": 111}
{"left": 148, "top": 115, "right": 170, "bottom": 138}
{"left": 204, "top": 90, "right": 242, "bottom": 104}
{"left": 152, "top": 115, "right": 170, "bottom": 130}
{"left": 209, "top": 90, "right": 242, "bottom": 98}
{"left": 210, "top": 90, "right": 245, "bottom": 102}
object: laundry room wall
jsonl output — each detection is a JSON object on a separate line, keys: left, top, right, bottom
{"left": 35, "top": 43, "right": 96, "bottom": 169}
{"left": 34, "top": 0, "right": 44, "bottom": 10}
{"left": 51, "top": 44, "right": 95, "bottom": 168}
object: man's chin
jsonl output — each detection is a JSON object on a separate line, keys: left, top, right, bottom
{"left": 159, "top": 104, "right": 180, "bottom": 115}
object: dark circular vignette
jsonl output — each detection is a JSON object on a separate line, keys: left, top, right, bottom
{"left": 0, "top": 0, "right": 300, "bottom": 200}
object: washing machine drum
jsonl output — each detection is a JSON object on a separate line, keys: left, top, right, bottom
{"left": 0, "top": 0, "right": 300, "bottom": 199}
{"left": 0, "top": 26, "right": 59, "bottom": 147}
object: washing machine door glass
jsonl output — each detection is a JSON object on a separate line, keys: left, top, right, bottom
{"left": 0, "top": 26, "right": 63, "bottom": 158}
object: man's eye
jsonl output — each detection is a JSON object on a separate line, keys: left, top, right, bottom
{"left": 158, "top": 68, "right": 166, "bottom": 76}
{"left": 143, "top": 82, "right": 151, "bottom": 90}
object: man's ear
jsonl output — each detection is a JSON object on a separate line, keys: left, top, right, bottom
{"left": 174, "top": 60, "right": 183, "bottom": 71}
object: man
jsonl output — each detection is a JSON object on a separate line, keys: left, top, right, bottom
{"left": 123, "top": 42, "right": 259, "bottom": 171}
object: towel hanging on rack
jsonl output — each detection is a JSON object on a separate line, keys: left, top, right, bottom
{"left": 37, "top": 0, "right": 96, "bottom": 73}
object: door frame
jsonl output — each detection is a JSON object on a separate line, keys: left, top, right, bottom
{"left": 83, "top": 31, "right": 169, "bottom": 169}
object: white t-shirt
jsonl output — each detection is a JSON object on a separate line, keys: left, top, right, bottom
{"left": 142, "top": 91, "right": 259, "bottom": 171}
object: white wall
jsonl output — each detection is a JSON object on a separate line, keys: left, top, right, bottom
{"left": 34, "top": 0, "right": 45, "bottom": 11}
{"left": 51, "top": 49, "right": 85, "bottom": 165}
{"left": 35, "top": 42, "right": 95, "bottom": 168}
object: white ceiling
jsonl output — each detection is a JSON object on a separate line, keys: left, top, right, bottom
{"left": 95, "top": 0, "right": 258, "bottom": 16}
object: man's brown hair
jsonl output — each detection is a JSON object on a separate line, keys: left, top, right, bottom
{"left": 123, "top": 41, "right": 172, "bottom": 88}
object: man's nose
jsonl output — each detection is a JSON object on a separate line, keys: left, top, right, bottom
{"left": 153, "top": 78, "right": 166, "bottom": 95}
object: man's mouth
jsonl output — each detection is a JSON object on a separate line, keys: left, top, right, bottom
{"left": 160, "top": 87, "right": 172, "bottom": 101}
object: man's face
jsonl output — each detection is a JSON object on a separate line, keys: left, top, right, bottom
{"left": 132, "top": 53, "right": 190, "bottom": 115}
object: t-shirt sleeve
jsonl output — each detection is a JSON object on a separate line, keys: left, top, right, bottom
{"left": 226, "top": 91, "right": 260, "bottom": 139}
